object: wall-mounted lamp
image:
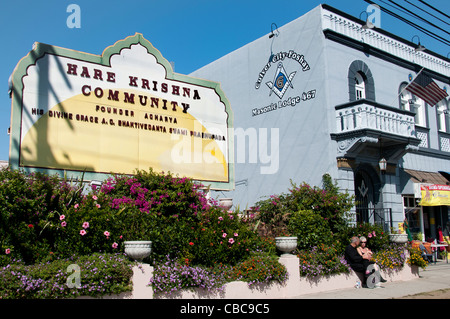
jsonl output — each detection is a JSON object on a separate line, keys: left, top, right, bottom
{"left": 359, "top": 11, "right": 375, "bottom": 30}
{"left": 268, "top": 23, "right": 279, "bottom": 62}
{"left": 411, "top": 35, "right": 426, "bottom": 52}
{"left": 269, "top": 23, "right": 279, "bottom": 38}
{"left": 379, "top": 157, "right": 387, "bottom": 174}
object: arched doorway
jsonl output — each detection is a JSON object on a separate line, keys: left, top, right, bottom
{"left": 355, "top": 170, "right": 375, "bottom": 224}
{"left": 354, "top": 165, "right": 383, "bottom": 225}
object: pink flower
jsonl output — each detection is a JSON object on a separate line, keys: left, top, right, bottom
{"left": 228, "top": 238, "right": 235, "bottom": 244}
{"left": 218, "top": 216, "right": 223, "bottom": 221}
{"left": 112, "top": 242, "right": 118, "bottom": 249}
{"left": 80, "top": 229, "right": 87, "bottom": 236}
{"left": 5, "top": 248, "right": 11, "bottom": 254}
{"left": 74, "top": 203, "right": 79, "bottom": 209}
{"left": 61, "top": 221, "right": 67, "bottom": 227}
{"left": 372, "top": 231, "right": 376, "bottom": 237}
{"left": 60, "top": 215, "right": 65, "bottom": 221}
{"left": 96, "top": 204, "right": 101, "bottom": 208}
{"left": 234, "top": 233, "right": 238, "bottom": 237}
{"left": 222, "top": 232, "right": 227, "bottom": 238}
{"left": 104, "top": 231, "right": 110, "bottom": 237}
{"left": 82, "top": 222, "right": 89, "bottom": 229}
{"left": 92, "top": 195, "right": 98, "bottom": 201}
{"left": 368, "top": 233, "right": 372, "bottom": 238}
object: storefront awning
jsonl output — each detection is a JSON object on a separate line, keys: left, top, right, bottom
{"left": 405, "top": 169, "right": 450, "bottom": 185}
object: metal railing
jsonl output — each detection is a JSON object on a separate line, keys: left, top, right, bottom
{"left": 356, "top": 208, "right": 393, "bottom": 232}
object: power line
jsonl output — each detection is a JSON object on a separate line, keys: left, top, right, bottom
{"left": 376, "top": 0, "right": 449, "bottom": 36}
{"left": 363, "top": 0, "right": 450, "bottom": 43}
{"left": 417, "top": 0, "right": 450, "bottom": 20}
{"left": 386, "top": 0, "right": 449, "bottom": 36}
{"left": 404, "top": 0, "right": 449, "bottom": 26}
{"left": 363, "top": 0, "right": 450, "bottom": 47}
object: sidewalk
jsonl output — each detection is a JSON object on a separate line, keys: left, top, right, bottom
{"left": 293, "top": 260, "right": 450, "bottom": 299}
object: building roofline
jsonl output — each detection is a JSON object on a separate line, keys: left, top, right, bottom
{"left": 321, "top": 3, "right": 450, "bottom": 64}
{"left": 323, "top": 29, "right": 449, "bottom": 84}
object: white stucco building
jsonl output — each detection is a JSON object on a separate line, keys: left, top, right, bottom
{"left": 191, "top": 4, "right": 450, "bottom": 239}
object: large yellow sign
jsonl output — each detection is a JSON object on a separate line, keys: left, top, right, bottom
{"left": 9, "top": 34, "right": 234, "bottom": 189}
{"left": 419, "top": 184, "right": 450, "bottom": 206}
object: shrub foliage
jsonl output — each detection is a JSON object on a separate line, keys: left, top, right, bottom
{"left": 0, "top": 168, "right": 421, "bottom": 297}
{"left": 0, "top": 168, "right": 262, "bottom": 266}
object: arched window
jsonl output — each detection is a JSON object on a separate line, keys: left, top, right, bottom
{"left": 355, "top": 72, "right": 366, "bottom": 100}
{"left": 348, "top": 60, "right": 375, "bottom": 102}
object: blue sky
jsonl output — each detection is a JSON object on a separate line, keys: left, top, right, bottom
{"left": 0, "top": 0, "right": 448, "bottom": 162}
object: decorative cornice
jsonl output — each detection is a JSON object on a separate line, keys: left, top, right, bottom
{"left": 321, "top": 6, "right": 450, "bottom": 84}
{"left": 331, "top": 127, "right": 421, "bottom": 161}
{"left": 334, "top": 135, "right": 379, "bottom": 157}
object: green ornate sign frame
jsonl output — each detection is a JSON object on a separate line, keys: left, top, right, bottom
{"left": 9, "top": 33, "right": 235, "bottom": 191}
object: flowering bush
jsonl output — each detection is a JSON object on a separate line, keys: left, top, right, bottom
{"left": 297, "top": 244, "right": 351, "bottom": 278}
{"left": 0, "top": 168, "right": 83, "bottom": 264}
{"left": 104, "top": 169, "right": 261, "bottom": 264}
{"left": 150, "top": 255, "right": 227, "bottom": 295}
{"left": 0, "top": 168, "right": 357, "bottom": 296}
{"left": 0, "top": 253, "right": 133, "bottom": 299}
{"left": 51, "top": 192, "right": 126, "bottom": 258}
{"left": 0, "top": 168, "right": 269, "bottom": 270}
{"left": 372, "top": 243, "right": 406, "bottom": 271}
{"left": 288, "top": 210, "right": 333, "bottom": 250}
{"left": 187, "top": 207, "right": 259, "bottom": 267}
{"left": 0, "top": 167, "right": 416, "bottom": 296}
{"left": 251, "top": 176, "right": 354, "bottom": 246}
{"left": 150, "top": 252, "right": 287, "bottom": 295}
{"left": 228, "top": 251, "right": 288, "bottom": 286}
{"left": 251, "top": 193, "right": 292, "bottom": 238}
{"left": 286, "top": 180, "right": 354, "bottom": 234}
{"left": 339, "top": 223, "right": 389, "bottom": 253}
{"left": 406, "top": 246, "right": 428, "bottom": 269}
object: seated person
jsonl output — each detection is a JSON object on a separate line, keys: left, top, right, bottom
{"left": 357, "top": 236, "right": 373, "bottom": 259}
{"left": 345, "top": 237, "right": 372, "bottom": 281}
{"left": 419, "top": 243, "right": 433, "bottom": 263}
{"left": 344, "top": 236, "right": 386, "bottom": 287}
{"left": 357, "top": 236, "right": 386, "bottom": 282}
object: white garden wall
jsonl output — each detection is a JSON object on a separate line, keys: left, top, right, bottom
{"left": 122, "top": 254, "right": 419, "bottom": 299}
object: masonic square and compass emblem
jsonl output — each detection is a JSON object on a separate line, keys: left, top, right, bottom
{"left": 266, "top": 62, "right": 296, "bottom": 99}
